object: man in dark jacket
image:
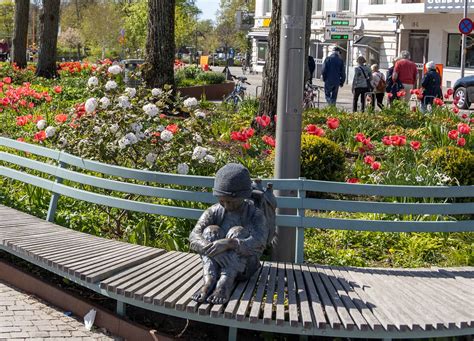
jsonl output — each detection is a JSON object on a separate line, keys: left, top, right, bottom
{"left": 421, "top": 61, "right": 442, "bottom": 113}
{"left": 321, "top": 46, "right": 346, "bottom": 105}
{"left": 308, "top": 55, "right": 316, "bottom": 84}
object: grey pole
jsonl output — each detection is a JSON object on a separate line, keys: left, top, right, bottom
{"left": 273, "top": 0, "right": 307, "bottom": 261}
{"left": 461, "top": 0, "right": 468, "bottom": 78}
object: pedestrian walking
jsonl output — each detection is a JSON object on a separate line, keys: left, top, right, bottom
{"left": 352, "top": 56, "right": 372, "bottom": 113}
{"left": 308, "top": 55, "right": 316, "bottom": 84}
{"left": 370, "top": 64, "right": 385, "bottom": 110}
{"left": 393, "top": 50, "right": 418, "bottom": 101}
{"left": 321, "top": 46, "right": 346, "bottom": 105}
{"left": 420, "top": 61, "right": 442, "bottom": 113}
{"left": 386, "top": 57, "right": 403, "bottom": 104}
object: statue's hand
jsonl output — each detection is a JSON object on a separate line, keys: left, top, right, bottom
{"left": 204, "top": 239, "right": 235, "bottom": 257}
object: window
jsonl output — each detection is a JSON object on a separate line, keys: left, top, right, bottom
{"left": 264, "top": 0, "right": 272, "bottom": 14}
{"left": 446, "top": 33, "right": 474, "bottom": 68}
{"left": 370, "top": 0, "right": 385, "bottom": 4}
{"left": 339, "top": 0, "right": 350, "bottom": 11}
{"left": 312, "top": 0, "right": 322, "bottom": 13}
{"left": 257, "top": 41, "right": 268, "bottom": 62}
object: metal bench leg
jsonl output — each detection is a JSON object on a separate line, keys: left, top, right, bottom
{"left": 299, "top": 336, "right": 308, "bottom": 341}
{"left": 228, "top": 327, "right": 237, "bottom": 341}
{"left": 116, "top": 301, "right": 126, "bottom": 317}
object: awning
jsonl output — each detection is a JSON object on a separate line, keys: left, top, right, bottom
{"left": 354, "top": 35, "right": 381, "bottom": 46}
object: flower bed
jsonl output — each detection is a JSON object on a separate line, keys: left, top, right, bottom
{"left": 0, "top": 61, "right": 472, "bottom": 268}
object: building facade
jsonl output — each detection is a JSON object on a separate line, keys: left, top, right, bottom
{"left": 249, "top": 0, "right": 474, "bottom": 87}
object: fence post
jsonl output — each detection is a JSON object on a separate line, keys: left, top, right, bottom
{"left": 295, "top": 177, "right": 306, "bottom": 264}
{"left": 46, "top": 161, "right": 66, "bottom": 223}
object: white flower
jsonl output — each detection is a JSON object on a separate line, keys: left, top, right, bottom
{"left": 85, "top": 98, "right": 98, "bottom": 113}
{"left": 204, "top": 154, "right": 216, "bottom": 163}
{"left": 143, "top": 103, "right": 159, "bottom": 117}
{"left": 118, "top": 138, "right": 128, "bottom": 149}
{"left": 99, "top": 97, "right": 110, "bottom": 108}
{"left": 58, "top": 137, "right": 67, "bottom": 148}
{"left": 45, "top": 126, "right": 56, "bottom": 138}
{"left": 87, "top": 76, "right": 99, "bottom": 87}
{"left": 136, "top": 132, "right": 145, "bottom": 141}
{"left": 125, "top": 87, "right": 136, "bottom": 98}
{"left": 157, "top": 125, "right": 165, "bottom": 132}
{"left": 151, "top": 88, "right": 163, "bottom": 97}
{"left": 93, "top": 126, "right": 101, "bottom": 134}
{"left": 130, "top": 122, "right": 142, "bottom": 133}
{"left": 177, "top": 163, "right": 189, "bottom": 175}
{"left": 117, "top": 95, "right": 131, "bottom": 109}
{"left": 145, "top": 153, "right": 157, "bottom": 166}
{"left": 110, "top": 124, "right": 119, "bottom": 134}
{"left": 124, "top": 132, "right": 138, "bottom": 145}
{"left": 195, "top": 110, "right": 206, "bottom": 119}
{"left": 108, "top": 65, "right": 122, "bottom": 75}
{"left": 36, "top": 120, "right": 46, "bottom": 130}
{"left": 192, "top": 146, "right": 207, "bottom": 160}
{"left": 160, "top": 130, "right": 173, "bottom": 142}
{"left": 105, "top": 80, "right": 118, "bottom": 91}
{"left": 193, "top": 133, "right": 202, "bottom": 144}
{"left": 415, "top": 176, "right": 424, "bottom": 183}
{"left": 183, "top": 97, "right": 198, "bottom": 108}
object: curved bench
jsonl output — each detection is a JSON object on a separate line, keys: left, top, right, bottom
{"left": 0, "top": 137, "right": 473, "bottom": 340}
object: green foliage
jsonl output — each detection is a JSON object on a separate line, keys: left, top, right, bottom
{"left": 196, "top": 71, "right": 226, "bottom": 85}
{"left": 175, "top": 66, "right": 225, "bottom": 87}
{"left": 300, "top": 134, "right": 346, "bottom": 182}
{"left": 426, "top": 146, "right": 474, "bottom": 185}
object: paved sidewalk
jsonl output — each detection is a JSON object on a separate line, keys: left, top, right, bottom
{"left": 0, "top": 281, "right": 117, "bottom": 340}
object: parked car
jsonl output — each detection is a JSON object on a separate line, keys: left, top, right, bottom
{"left": 453, "top": 75, "right": 474, "bottom": 109}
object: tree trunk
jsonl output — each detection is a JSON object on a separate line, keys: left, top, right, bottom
{"left": 36, "top": 0, "right": 60, "bottom": 79}
{"left": 258, "top": 0, "right": 281, "bottom": 117}
{"left": 143, "top": 0, "right": 175, "bottom": 89}
{"left": 304, "top": 0, "right": 313, "bottom": 84}
{"left": 12, "top": 0, "right": 30, "bottom": 69}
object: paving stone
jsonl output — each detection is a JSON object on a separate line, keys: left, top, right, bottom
{"left": 9, "top": 332, "right": 30, "bottom": 338}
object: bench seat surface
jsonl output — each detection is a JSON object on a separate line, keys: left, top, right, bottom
{"left": 0, "top": 204, "right": 472, "bottom": 335}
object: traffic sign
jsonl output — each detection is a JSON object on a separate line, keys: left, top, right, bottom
{"left": 324, "top": 27, "right": 354, "bottom": 41}
{"left": 459, "top": 17, "right": 473, "bottom": 35}
{"left": 325, "top": 11, "right": 355, "bottom": 27}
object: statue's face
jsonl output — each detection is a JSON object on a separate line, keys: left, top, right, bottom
{"left": 218, "top": 196, "right": 244, "bottom": 212}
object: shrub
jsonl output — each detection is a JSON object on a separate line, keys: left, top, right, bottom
{"left": 196, "top": 71, "right": 225, "bottom": 85}
{"left": 426, "top": 146, "right": 474, "bottom": 185}
{"left": 300, "top": 134, "right": 346, "bottom": 182}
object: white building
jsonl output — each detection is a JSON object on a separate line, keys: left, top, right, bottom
{"left": 249, "top": 0, "right": 474, "bottom": 87}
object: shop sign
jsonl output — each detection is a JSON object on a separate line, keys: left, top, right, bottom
{"left": 425, "top": 0, "right": 474, "bottom": 13}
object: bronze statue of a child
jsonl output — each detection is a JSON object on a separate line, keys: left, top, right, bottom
{"left": 189, "top": 163, "right": 269, "bottom": 304}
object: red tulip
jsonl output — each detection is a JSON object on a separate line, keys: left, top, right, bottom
{"left": 326, "top": 117, "right": 340, "bottom": 130}
{"left": 457, "top": 123, "right": 471, "bottom": 135}
{"left": 355, "top": 132, "right": 366, "bottom": 142}
{"left": 306, "top": 124, "right": 325, "bottom": 136}
{"left": 16, "top": 137, "right": 25, "bottom": 142}
{"left": 462, "top": 113, "right": 468, "bottom": 119}
{"left": 53, "top": 86, "right": 62, "bottom": 94}
{"left": 382, "top": 136, "right": 392, "bottom": 146}
{"left": 346, "top": 178, "right": 360, "bottom": 183}
{"left": 371, "top": 161, "right": 381, "bottom": 171}
{"left": 34, "top": 130, "right": 46, "bottom": 142}
{"left": 448, "top": 130, "right": 459, "bottom": 140}
{"left": 453, "top": 106, "right": 460, "bottom": 114}
{"left": 166, "top": 124, "right": 179, "bottom": 134}
{"left": 255, "top": 115, "right": 271, "bottom": 128}
{"left": 364, "top": 155, "right": 375, "bottom": 165}
{"left": 410, "top": 141, "right": 421, "bottom": 151}
{"left": 457, "top": 137, "right": 466, "bottom": 146}
{"left": 447, "top": 88, "right": 454, "bottom": 96}
{"left": 262, "top": 135, "right": 276, "bottom": 147}
{"left": 55, "top": 114, "right": 68, "bottom": 123}
{"left": 242, "top": 143, "right": 251, "bottom": 150}
{"left": 433, "top": 98, "right": 444, "bottom": 106}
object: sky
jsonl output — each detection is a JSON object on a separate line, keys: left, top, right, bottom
{"left": 195, "top": 0, "right": 220, "bottom": 22}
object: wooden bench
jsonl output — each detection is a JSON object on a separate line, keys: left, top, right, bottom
{"left": 0, "top": 137, "right": 473, "bottom": 340}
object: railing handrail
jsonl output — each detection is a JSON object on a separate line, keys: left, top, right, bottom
{"left": 1, "top": 136, "right": 473, "bottom": 264}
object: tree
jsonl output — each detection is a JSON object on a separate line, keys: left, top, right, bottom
{"left": 258, "top": 0, "right": 281, "bottom": 117}
{"left": 12, "top": 0, "right": 29, "bottom": 68}
{"left": 36, "top": 0, "right": 61, "bottom": 78}
{"left": 142, "top": 0, "right": 176, "bottom": 89}
{"left": 58, "top": 27, "right": 83, "bottom": 59}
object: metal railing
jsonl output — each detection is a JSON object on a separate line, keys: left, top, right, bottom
{"left": 0, "top": 137, "right": 473, "bottom": 264}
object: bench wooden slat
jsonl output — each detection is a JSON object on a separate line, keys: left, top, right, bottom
{"left": 308, "top": 264, "right": 342, "bottom": 329}
{"left": 321, "top": 265, "right": 369, "bottom": 331}
{"left": 175, "top": 279, "right": 204, "bottom": 311}
{"left": 292, "top": 264, "right": 313, "bottom": 328}
{"left": 102, "top": 252, "right": 179, "bottom": 292}
{"left": 262, "top": 262, "right": 278, "bottom": 324}
{"left": 130, "top": 253, "right": 195, "bottom": 299}
{"left": 164, "top": 270, "right": 202, "bottom": 309}
{"left": 235, "top": 263, "right": 264, "bottom": 322}
{"left": 301, "top": 265, "right": 327, "bottom": 329}
{"left": 144, "top": 256, "right": 202, "bottom": 304}
{"left": 330, "top": 267, "right": 384, "bottom": 331}
{"left": 223, "top": 279, "right": 249, "bottom": 319}
{"left": 286, "top": 263, "right": 299, "bottom": 327}
{"left": 249, "top": 262, "right": 271, "bottom": 323}
{"left": 7, "top": 233, "right": 97, "bottom": 256}
{"left": 275, "top": 262, "right": 286, "bottom": 326}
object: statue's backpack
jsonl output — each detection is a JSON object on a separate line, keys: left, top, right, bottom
{"left": 251, "top": 180, "right": 277, "bottom": 247}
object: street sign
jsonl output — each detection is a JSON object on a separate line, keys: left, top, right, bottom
{"left": 325, "top": 11, "right": 355, "bottom": 27}
{"left": 459, "top": 17, "right": 473, "bottom": 35}
{"left": 324, "top": 27, "right": 354, "bottom": 41}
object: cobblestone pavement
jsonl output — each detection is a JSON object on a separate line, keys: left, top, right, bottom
{"left": 0, "top": 281, "right": 118, "bottom": 340}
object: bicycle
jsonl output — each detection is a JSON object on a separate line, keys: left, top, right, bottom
{"left": 303, "top": 82, "right": 322, "bottom": 109}
{"left": 224, "top": 75, "right": 250, "bottom": 106}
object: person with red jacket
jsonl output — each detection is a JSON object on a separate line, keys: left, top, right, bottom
{"left": 393, "top": 50, "right": 418, "bottom": 101}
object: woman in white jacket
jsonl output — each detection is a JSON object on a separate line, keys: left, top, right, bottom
{"left": 370, "top": 64, "right": 385, "bottom": 109}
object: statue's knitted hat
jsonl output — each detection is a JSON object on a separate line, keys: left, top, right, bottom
{"left": 213, "top": 163, "right": 252, "bottom": 198}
